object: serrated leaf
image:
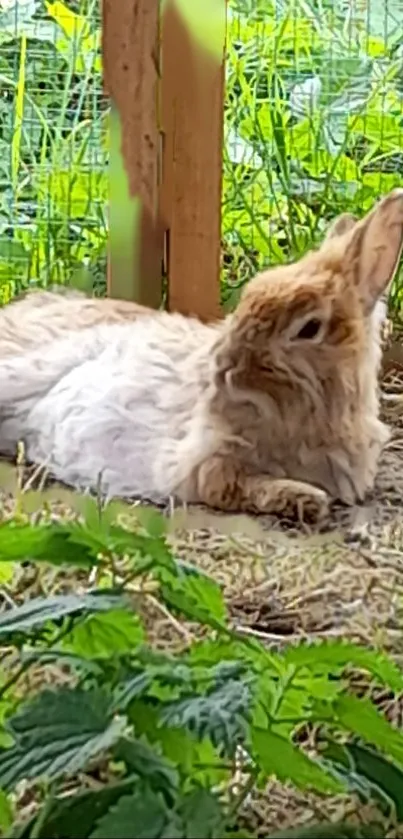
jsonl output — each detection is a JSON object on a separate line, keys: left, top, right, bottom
{"left": 127, "top": 701, "right": 228, "bottom": 787}
{"left": 282, "top": 640, "right": 403, "bottom": 692}
{"left": 0, "top": 687, "right": 126, "bottom": 790}
{"left": 133, "top": 507, "right": 167, "bottom": 538}
{"left": 178, "top": 787, "right": 225, "bottom": 838}
{"left": 0, "top": 522, "right": 98, "bottom": 567}
{"left": 89, "top": 785, "right": 169, "bottom": 839}
{"left": 114, "top": 737, "right": 179, "bottom": 795}
{"left": 347, "top": 742, "right": 403, "bottom": 818}
{"left": 112, "top": 671, "right": 154, "bottom": 711}
{"left": 251, "top": 727, "right": 344, "bottom": 794}
{"left": 20, "top": 648, "right": 104, "bottom": 677}
{"left": 324, "top": 740, "right": 403, "bottom": 820}
{"left": 334, "top": 694, "right": 403, "bottom": 767}
{"left": 159, "top": 564, "right": 227, "bottom": 628}
{"left": 0, "top": 592, "right": 126, "bottom": 638}
{"left": 109, "top": 529, "right": 175, "bottom": 568}
{"left": 160, "top": 679, "right": 251, "bottom": 755}
{"left": 16, "top": 781, "right": 136, "bottom": 839}
{"left": 113, "top": 657, "right": 248, "bottom": 713}
{"left": 61, "top": 609, "right": 144, "bottom": 659}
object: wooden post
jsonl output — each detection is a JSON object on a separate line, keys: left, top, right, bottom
{"left": 160, "top": 2, "right": 225, "bottom": 321}
{"left": 103, "top": 0, "right": 163, "bottom": 308}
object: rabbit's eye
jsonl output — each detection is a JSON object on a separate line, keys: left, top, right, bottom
{"left": 296, "top": 318, "right": 322, "bottom": 340}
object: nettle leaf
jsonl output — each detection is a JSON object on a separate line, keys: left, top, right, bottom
{"left": 114, "top": 737, "right": 179, "bottom": 797}
{"left": 111, "top": 528, "right": 176, "bottom": 570}
{"left": 113, "top": 656, "right": 248, "bottom": 712}
{"left": 251, "top": 727, "right": 344, "bottom": 794}
{"left": 333, "top": 694, "right": 403, "bottom": 765}
{"left": 0, "top": 687, "right": 126, "bottom": 790}
{"left": 89, "top": 785, "right": 171, "bottom": 839}
{"left": 282, "top": 639, "right": 403, "bottom": 692}
{"left": 346, "top": 742, "right": 403, "bottom": 818}
{"left": 0, "top": 591, "right": 126, "bottom": 638}
{"left": 132, "top": 506, "right": 168, "bottom": 538}
{"left": 61, "top": 609, "right": 144, "bottom": 659}
{"left": 112, "top": 671, "right": 154, "bottom": 710}
{"left": 160, "top": 678, "right": 251, "bottom": 755}
{"left": 20, "top": 780, "right": 137, "bottom": 839}
{"left": 0, "top": 522, "right": 98, "bottom": 567}
{"left": 322, "top": 740, "right": 403, "bottom": 820}
{"left": 158, "top": 563, "right": 227, "bottom": 628}
{"left": 178, "top": 787, "right": 225, "bottom": 839}
{"left": 20, "top": 648, "right": 104, "bottom": 677}
{"left": 127, "top": 701, "right": 229, "bottom": 787}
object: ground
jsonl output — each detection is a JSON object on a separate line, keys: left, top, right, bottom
{"left": 1, "top": 338, "right": 403, "bottom": 836}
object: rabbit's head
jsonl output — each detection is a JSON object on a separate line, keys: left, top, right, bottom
{"left": 215, "top": 189, "right": 403, "bottom": 504}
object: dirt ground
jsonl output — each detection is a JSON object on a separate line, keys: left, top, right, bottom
{"left": 1, "top": 347, "right": 403, "bottom": 836}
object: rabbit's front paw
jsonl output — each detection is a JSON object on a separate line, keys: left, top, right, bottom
{"left": 247, "top": 477, "right": 330, "bottom": 523}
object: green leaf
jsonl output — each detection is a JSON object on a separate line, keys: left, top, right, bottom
{"left": 126, "top": 701, "right": 228, "bottom": 788}
{"left": 61, "top": 609, "right": 144, "bottom": 659}
{"left": 178, "top": 787, "right": 225, "bottom": 839}
{"left": 0, "top": 522, "right": 98, "bottom": 567}
{"left": 132, "top": 506, "right": 168, "bottom": 538}
{"left": 0, "top": 788, "right": 13, "bottom": 832}
{"left": 17, "top": 781, "right": 137, "bottom": 839}
{"left": 159, "top": 564, "right": 227, "bottom": 628}
{"left": 112, "top": 671, "right": 154, "bottom": 710}
{"left": 0, "top": 562, "right": 14, "bottom": 584}
{"left": 20, "top": 648, "right": 104, "bottom": 677}
{"left": 114, "top": 737, "right": 179, "bottom": 796}
{"left": 0, "top": 592, "right": 126, "bottom": 638}
{"left": 89, "top": 785, "right": 170, "bottom": 839}
{"left": 282, "top": 640, "right": 403, "bottom": 692}
{"left": 334, "top": 694, "right": 403, "bottom": 766}
{"left": 251, "top": 728, "right": 344, "bottom": 794}
{"left": 0, "top": 687, "right": 126, "bottom": 790}
{"left": 346, "top": 742, "right": 403, "bottom": 819}
{"left": 160, "top": 679, "right": 251, "bottom": 755}
{"left": 324, "top": 740, "right": 403, "bottom": 820}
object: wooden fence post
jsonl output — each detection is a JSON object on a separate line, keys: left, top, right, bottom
{"left": 102, "top": 0, "right": 163, "bottom": 308}
{"left": 160, "top": 1, "right": 226, "bottom": 320}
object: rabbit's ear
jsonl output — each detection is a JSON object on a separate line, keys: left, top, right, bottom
{"left": 324, "top": 212, "right": 357, "bottom": 241}
{"left": 342, "top": 189, "right": 403, "bottom": 313}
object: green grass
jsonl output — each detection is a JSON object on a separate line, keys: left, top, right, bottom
{"left": 0, "top": 0, "right": 402, "bottom": 309}
{"left": 222, "top": 0, "right": 403, "bottom": 310}
{"left": 0, "top": 0, "right": 107, "bottom": 302}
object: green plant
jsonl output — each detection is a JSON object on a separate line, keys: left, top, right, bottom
{"left": 0, "top": 0, "right": 107, "bottom": 302}
{"left": 0, "top": 501, "right": 402, "bottom": 836}
{"left": 223, "top": 0, "right": 403, "bottom": 310}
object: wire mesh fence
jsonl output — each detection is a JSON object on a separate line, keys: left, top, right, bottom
{"left": 222, "top": 0, "right": 403, "bottom": 310}
{"left": 1, "top": 0, "right": 402, "bottom": 313}
{"left": 0, "top": 0, "right": 107, "bottom": 303}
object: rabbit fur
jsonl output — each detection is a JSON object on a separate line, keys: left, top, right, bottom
{"left": 0, "top": 189, "right": 402, "bottom": 520}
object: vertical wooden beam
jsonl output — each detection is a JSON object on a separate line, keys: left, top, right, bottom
{"left": 103, "top": 0, "right": 163, "bottom": 308}
{"left": 161, "top": 2, "right": 225, "bottom": 321}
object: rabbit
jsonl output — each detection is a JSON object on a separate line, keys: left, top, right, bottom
{"left": 0, "top": 287, "right": 153, "bottom": 357}
{"left": 0, "top": 189, "right": 401, "bottom": 522}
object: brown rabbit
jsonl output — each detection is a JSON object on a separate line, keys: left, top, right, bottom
{"left": 0, "top": 190, "right": 401, "bottom": 521}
